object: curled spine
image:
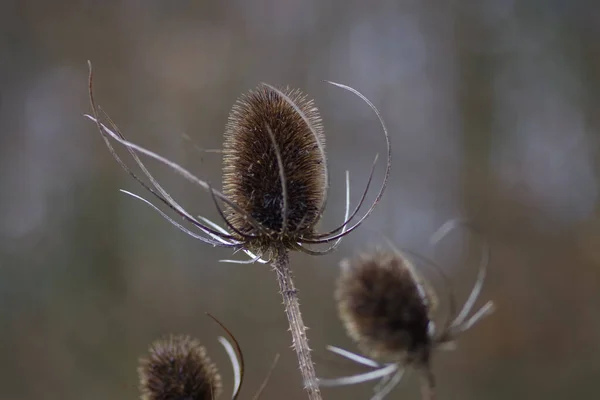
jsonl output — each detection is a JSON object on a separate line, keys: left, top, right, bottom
{"left": 205, "top": 313, "right": 245, "bottom": 400}
{"left": 207, "top": 313, "right": 280, "bottom": 400}
{"left": 319, "top": 220, "right": 496, "bottom": 400}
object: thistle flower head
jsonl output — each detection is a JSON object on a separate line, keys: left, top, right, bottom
{"left": 138, "top": 313, "right": 248, "bottom": 400}
{"left": 85, "top": 61, "right": 391, "bottom": 264}
{"left": 222, "top": 86, "right": 327, "bottom": 255}
{"left": 138, "top": 335, "right": 222, "bottom": 400}
{"left": 336, "top": 248, "right": 433, "bottom": 365}
{"left": 320, "top": 220, "right": 496, "bottom": 400}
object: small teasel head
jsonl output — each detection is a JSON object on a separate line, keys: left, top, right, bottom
{"left": 138, "top": 314, "right": 246, "bottom": 400}
{"left": 85, "top": 61, "right": 391, "bottom": 264}
{"left": 138, "top": 334, "right": 222, "bottom": 400}
{"left": 336, "top": 248, "right": 433, "bottom": 366}
{"left": 320, "top": 220, "right": 496, "bottom": 400}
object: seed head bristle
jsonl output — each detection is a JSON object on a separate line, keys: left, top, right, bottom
{"left": 336, "top": 248, "right": 432, "bottom": 365}
{"left": 222, "top": 85, "right": 326, "bottom": 254}
{"left": 138, "top": 334, "right": 222, "bottom": 400}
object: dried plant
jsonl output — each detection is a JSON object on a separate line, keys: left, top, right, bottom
{"left": 319, "top": 220, "right": 495, "bottom": 400}
{"left": 138, "top": 334, "right": 223, "bottom": 400}
{"left": 137, "top": 313, "right": 279, "bottom": 400}
{"left": 85, "top": 61, "right": 391, "bottom": 400}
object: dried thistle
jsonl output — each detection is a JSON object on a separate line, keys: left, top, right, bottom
{"left": 221, "top": 87, "right": 327, "bottom": 258}
{"left": 139, "top": 334, "right": 222, "bottom": 400}
{"left": 138, "top": 314, "right": 245, "bottom": 400}
{"left": 336, "top": 249, "right": 433, "bottom": 365}
{"left": 84, "top": 61, "right": 391, "bottom": 400}
{"left": 320, "top": 220, "right": 496, "bottom": 400}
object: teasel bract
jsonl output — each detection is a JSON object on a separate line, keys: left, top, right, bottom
{"left": 85, "top": 61, "right": 391, "bottom": 400}
{"left": 319, "top": 220, "right": 496, "bottom": 400}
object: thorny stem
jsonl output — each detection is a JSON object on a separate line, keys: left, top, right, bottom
{"left": 272, "top": 250, "right": 322, "bottom": 400}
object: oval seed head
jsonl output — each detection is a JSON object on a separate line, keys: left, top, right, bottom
{"left": 222, "top": 85, "right": 326, "bottom": 254}
{"left": 336, "top": 249, "right": 432, "bottom": 365}
{"left": 138, "top": 334, "right": 222, "bottom": 400}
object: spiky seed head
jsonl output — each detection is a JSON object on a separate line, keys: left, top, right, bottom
{"left": 222, "top": 85, "right": 326, "bottom": 254}
{"left": 336, "top": 249, "right": 432, "bottom": 365}
{"left": 138, "top": 334, "right": 222, "bottom": 400}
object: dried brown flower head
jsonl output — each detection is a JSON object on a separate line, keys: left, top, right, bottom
{"left": 320, "top": 221, "right": 496, "bottom": 400}
{"left": 222, "top": 86, "right": 327, "bottom": 255}
{"left": 135, "top": 317, "right": 277, "bottom": 400}
{"left": 336, "top": 249, "right": 433, "bottom": 365}
{"left": 139, "top": 335, "right": 222, "bottom": 400}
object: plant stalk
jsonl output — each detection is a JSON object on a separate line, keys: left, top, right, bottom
{"left": 272, "top": 250, "right": 322, "bottom": 400}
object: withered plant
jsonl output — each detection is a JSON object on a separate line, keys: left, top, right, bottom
{"left": 85, "top": 61, "right": 391, "bottom": 400}
{"left": 139, "top": 334, "right": 224, "bottom": 400}
{"left": 319, "top": 220, "right": 495, "bottom": 400}
{"left": 138, "top": 313, "right": 277, "bottom": 400}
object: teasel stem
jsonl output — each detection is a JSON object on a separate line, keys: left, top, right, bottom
{"left": 272, "top": 250, "right": 322, "bottom": 400}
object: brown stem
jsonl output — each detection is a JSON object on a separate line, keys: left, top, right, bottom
{"left": 272, "top": 250, "right": 322, "bottom": 400}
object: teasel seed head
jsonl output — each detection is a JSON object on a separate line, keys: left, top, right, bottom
{"left": 86, "top": 60, "right": 391, "bottom": 264}
{"left": 138, "top": 334, "right": 222, "bottom": 400}
{"left": 336, "top": 248, "right": 433, "bottom": 365}
{"left": 321, "top": 221, "right": 496, "bottom": 399}
{"left": 222, "top": 85, "right": 326, "bottom": 255}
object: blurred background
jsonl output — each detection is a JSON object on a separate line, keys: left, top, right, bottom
{"left": 0, "top": 0, "right": 599, "bottom": 399}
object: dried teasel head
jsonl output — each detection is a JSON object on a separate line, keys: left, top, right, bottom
{"left": 319, "top": 220, "right": 496, "bottom": 400}
{"left": 139, "top": 314, "right": 246, "bottom": 400}
{"left": 84, "top": 61, "right": 390, "bottom": 264}
{"left": 138, "top": 334, "right": 222, "bottom": 400}
{"left": 336, "top": 249, "right": 434, "bottom": 366}
{"left": 222, "top": 86, "right": 327, "bottom": 256}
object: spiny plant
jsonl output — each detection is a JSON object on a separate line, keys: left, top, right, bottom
{"left": 319, "top": 220, "right": 495, "bottom": 400}
{"left": 138, "top": 314, "right": 277, "bottom": 400}
{"left": 139, "top": 334, "right": 223, "bottom": 400}
{"left": 85, "top": 61, "right": 391, "bottom": 400}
